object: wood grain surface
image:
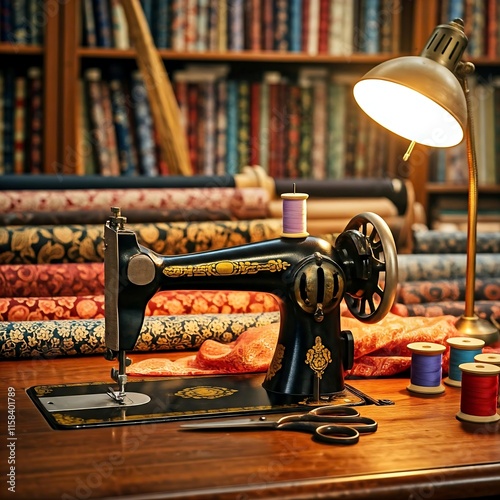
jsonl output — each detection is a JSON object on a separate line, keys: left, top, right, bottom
{"left": 1, "top": 352, "right": 499, "bottom": 499}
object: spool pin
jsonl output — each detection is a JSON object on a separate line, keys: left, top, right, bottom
{"left": 444, "top": 337, "right": 485, "bottom": 388}
{"left": 407, "top": 342, "right": 446, "bottom": 395}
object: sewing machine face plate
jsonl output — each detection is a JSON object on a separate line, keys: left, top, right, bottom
{"left": 27, "top": 374, "right": 376, "bottom": 430}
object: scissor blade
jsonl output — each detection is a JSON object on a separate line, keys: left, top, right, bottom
{"left": 180, "top": 418, "right": 279, "bottom": 430}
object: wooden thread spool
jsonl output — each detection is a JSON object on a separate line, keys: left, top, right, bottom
{"left": 474, "top": 353, "right": 500, "bottom": 408}
{"left": 456, "top": 362, "right": 500, "bottom": 424}
{"left": 281, "top": 191, "right": 309, "bottom": 238}
{"left": 407, "top": 342, "right": 446, "bottom": 395}
{"left": 444, "top": 337, "right": 484, "bottom": 387}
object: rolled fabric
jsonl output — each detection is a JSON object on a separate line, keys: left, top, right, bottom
{"left": 0, "top": 311, "right": 280, "bottom": 358}
{"left": 397, "top": 277, "right": 500, "bottom": 305}
{"left": 0, "top": 219, "right": 283, "bottom": 264}
{"left": 413, "top": 230, "right": 500, "bottom": 254}
{"left": 392, "top": 300, "right": 500, "bottom": 323}
{"left": 0, "top": 263, "right": 104, "bottom": 297}
{"left": 397, "top": 253, "right": 500, "bottom": 282}
{"left": 0, "top": 290, "right": 280, "bottom": 321}
{"left": 0, "top": 187, "right": 269, "bottom": 222}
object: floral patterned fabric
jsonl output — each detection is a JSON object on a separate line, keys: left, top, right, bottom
{"left": 0, "top": 291, "right": 280, "bottom": 321}
{"left": 0, "top": 219, "right": 283, "bottom": 264}
{"left": 413, "top": 230, "right": 500, "bottom": 254}
{"left": 0, "top": 263, "right": 104, "bottom": 297}
{"left": 0, "top": 312, "right": 280, "bottom": 358}
{"left": 0, "top": 187, "right": 269, "bottom": 220}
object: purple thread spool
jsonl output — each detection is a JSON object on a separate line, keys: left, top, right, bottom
{"left": 281, "top": 192, "right": 309, "bottom": 238}
{"left": 474, "top": 353, "right": 500, "bottom": 408}
{"left": 407, "top": 342, "right": 446, "bottom": 395}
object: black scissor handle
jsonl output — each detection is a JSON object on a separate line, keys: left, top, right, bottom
{"left": 309, "top": 406, "right": 360, "bottom": 417}
{"left": 314, "top": 424, "right": 360, "bottom": 445}
{"left": 276, "top": 421, "right": 360, "bottom": 445}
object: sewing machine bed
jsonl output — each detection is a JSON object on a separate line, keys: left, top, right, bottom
{"left": 27, "top": 373, "right": 380, "bottom": 430}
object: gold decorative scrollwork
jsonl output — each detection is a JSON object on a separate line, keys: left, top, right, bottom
{"left": 305, "top": 337, "right": 332, "bottom": 379}
{"left": 164, "top": 259, "right": 291, "bottom": 278}
{"left": 174, "top": 386, "right": 238, "bottom": 400}
{"left": 265, "top": 344, "right": 285, "bottom": 381}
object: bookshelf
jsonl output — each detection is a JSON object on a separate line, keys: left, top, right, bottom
{"left": 1, "top": 0, "right": 499, "bottom": 231}
{"left": 0, "top": 0, "right": 60, "bottom": 174}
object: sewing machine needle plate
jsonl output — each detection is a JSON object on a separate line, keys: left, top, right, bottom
{"left": 38, "top": 392, "right": 151, "bottom": 412}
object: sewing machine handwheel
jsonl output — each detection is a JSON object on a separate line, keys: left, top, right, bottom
{"left": 340, "top": 212, "right": 398, "bottom": 324}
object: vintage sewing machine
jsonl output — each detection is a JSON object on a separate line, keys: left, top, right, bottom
{"left": 104, "top": 195, "right": 398, "bottom": 405}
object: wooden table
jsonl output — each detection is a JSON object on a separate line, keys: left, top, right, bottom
{"left": 2, "top": 352, "right": 500, "bottom": 499}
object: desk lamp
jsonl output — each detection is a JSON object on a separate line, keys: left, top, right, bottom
{"left": 353, "top": 18, "right": 498, "bottom": 345}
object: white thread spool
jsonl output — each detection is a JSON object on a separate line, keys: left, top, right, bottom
{"left": 281, "top": 191, "right": 309, "bottom": 238}
{"left": 474, "top": 353, "right": 500, "bottom": 408}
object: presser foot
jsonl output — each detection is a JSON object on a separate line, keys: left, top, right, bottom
{"left": 107, "top": 349, "right": 131, "bottom": 404}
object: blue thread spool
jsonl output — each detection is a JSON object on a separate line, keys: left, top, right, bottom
{"left": 407, "top": 342, "right": 446, "bottom": 394}
{"left": 474, "top": 353, "right": 500, "bottom": 408}
{"left": 444, "top": 337, "right": 484, "bottom": 387}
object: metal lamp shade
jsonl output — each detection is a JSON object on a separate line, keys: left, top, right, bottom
{"left": 353, "top": 56, "right": 467, "bottom": 148}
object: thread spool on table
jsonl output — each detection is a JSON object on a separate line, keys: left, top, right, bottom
{"left": 456, "top": 362, "right": 500, "bottom": 423}
{"left": 281, "top": 190, "right": 309, "bottom": 238}
{"left": 407, "top": 342, "right": 446, "bottom": 394}
{"left": 474, "top": 353, "right": 500, "bottom": 408}
{"left": 444, "top": 337, "right": 485, "bottom": 387}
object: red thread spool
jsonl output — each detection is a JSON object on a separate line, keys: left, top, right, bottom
{"left": 456, "top": 363, "right": 500, "bottom": 424}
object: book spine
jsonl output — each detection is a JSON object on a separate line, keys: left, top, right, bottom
{"left": 110, "top": 0, "right": 130, "bottom": 49}
{"left": 318, "top": 0, "right": 329, "bottom": 53}
{"left": 249, "top": 81, "right": 260, "bottom": 166}
{"left": 203, "top": 81, "right": 216, "bottom": 175}
{"left": 93, "top": 0, "right": 113, "bottom": 47}
{"left": 208, "top": 0, "right": 219, "bottom": 50}
{"left": 289, "top": 0, "right": 302, "bottom": 52}
{"left": 2, "top": 68, "right": 15, "bottom": 174}
{"left": 226, "top": 80, "right": 239, "bottom": 175}
{"left": 327, "top": 81, "right": 346, "bottom": 178}
{"left": 0, "top": 71, "right": 4, "bottom": 174}
{"left": 258, "top": 76, "right": 270, "bottom": 172}
{"left": 171, "top": 0, "right": 186, "bottom": 51}
{"left": 131, "top": 71, "right": 158, "bottom": 176}
{"left": 262, "top": 0, "right": 274, "bottom": 50}
{"left": 298, "top": 83, "right": 312, "bottom": 178}
{"left": 306, "top": 0, "right": 319, "bottom": 55}
{"left": 187, "top": 83, "right": 199, "bottom": 174}
{"left": 109, "top": 74, "right": 137, "bottom": 175}
{"left": 185, "top": 0, "right": 198, "bottom": 52}
{"left": 311, "top": 77, "right": 327, "bottom": 179}
{"left": 27, "top": 67, "right": 43, "bottom": 174}
{"left": 1, "top": 0, "right": 13, "bottom": 43}
{"left": 217, "top": 0, "right": 228, "bottom": 50}
{"left": 229, "top": 0, "right": 244, "bottom": 51}
{"left": 154, "top": 0, "right": 170, "bottom": 48}
{"left": 215, "top": 79, "right": 228, "bottom": 175}
{"left": 13, "top": 0, "right": 28, "bottom": 44}
{"left": 100, "top": 80, "right": 121, "bottom": 175}
{"left": 82, "top": 0, "right": 97, "bottom": 47}
{"left": 13, "top": 75, "right": 27, "bottom": 174}
{"left": 363, "top": 0, "right": 381, "bottom": 54}
{"left": 197, "top": 0, "right": 209, "bottom": 51}
{"left": 274, "top": 0, "right": 289, "bottom": 52}
{"left": 286, "top": 84, "right": 301, "bottom": 178}
{"left": 237, "top": 80, "right": 250, "bottom": 171}
{"left": 27, "top": 0, "right": 42, "bottom": 45}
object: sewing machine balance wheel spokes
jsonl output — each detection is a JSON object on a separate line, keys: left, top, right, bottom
{"left": 337, "top": 212, "right": 398, "bottom": 324}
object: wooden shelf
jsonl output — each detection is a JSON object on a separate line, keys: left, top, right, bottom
{"left": 427, "top": 183, "right": 500, "bottom": 194}
{"left": 77, "top": 47, "right": 403, "bottom": 64}
{"left": 0, "top": 43, "right": 44, "bottom": 55}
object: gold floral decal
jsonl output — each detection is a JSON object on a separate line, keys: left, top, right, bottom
{"left": 174, "top": 386, "right": 238, "bottom": 400}
{"left": 265, "top": 344, "right": 285, "bottom": 381}
{"left": 305, "top": 337, "right": 332, "bottom": 379}
{"left": 164, "top": 259, "right": 291, "bottom": 278}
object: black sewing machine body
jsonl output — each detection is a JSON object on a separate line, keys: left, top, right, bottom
{"left": 105, "top": 209, "right": 397, "bottom": 402}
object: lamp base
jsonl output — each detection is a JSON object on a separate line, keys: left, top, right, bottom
{"left": 455, "top": 315, "right": 499, "bottom": 346}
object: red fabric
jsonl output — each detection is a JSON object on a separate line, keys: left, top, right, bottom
{"left": 128, "top": 312, "right": 500, "bottom": 378}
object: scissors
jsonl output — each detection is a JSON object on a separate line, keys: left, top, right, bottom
{"left": 180, "top": 406, "right": 377, "bottom": 445}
